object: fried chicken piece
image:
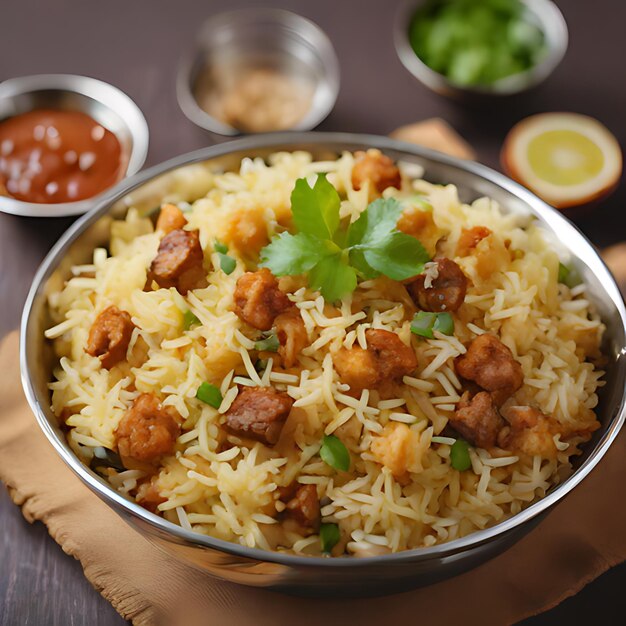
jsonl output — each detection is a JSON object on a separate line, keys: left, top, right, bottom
{"left": 275, "top": 308, "right": 308, "bottom": 368}
{"left": 85, "top": 305, "right": 135, "bottom": 369}
{"left": 156, "top": 203, "right": 187, "bottom": 235}
{"left": 351, "top": 149, "right": 401, "bottom": 195}
{"left": 397, "top": 206, "right": 441, "bottom": 256}
{"left": 224, "top": 207, "right": 269, "bottom": 256}
{"left": 233, "top": 268, "right": 292, "bottom": 331}
{"left": 498, "top": 406, "right": 560, "bottom": 459}
{"left": 449, "top": 391, "right": 505, "bottom": 448}
{"left": 224, "top": 386, "right": 293, "bottom": 445}
{"left": 456, "top": 226, "right": 492, "bottom": 257}
{"left": 455, "top": 334, "right": 524, "bottom": 406}
{"left": 406, "top": 258, "right": 468, "bottom": 313}
{"left": 115, "top": 394, "right": 180, "bottom": 465}
{"left": 146, "top": 229, "right": 207, "bottom": 295}
{"left": 333, "top": 329, "right": 417, "bottom": 391}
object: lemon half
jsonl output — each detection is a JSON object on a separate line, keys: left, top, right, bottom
{"left": 502, "top": 113, "right": 622, "bottom": 208}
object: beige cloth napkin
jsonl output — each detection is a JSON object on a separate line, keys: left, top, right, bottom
{"left": 2, "top": 327, "right": 626, "bottom": 626}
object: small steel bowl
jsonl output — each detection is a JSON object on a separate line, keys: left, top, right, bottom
{"left": 21, "top": 133, "right": 626, "bottom": 596}
{"left": 394, "top": 0, "right": 569, "bottom": 99}
{"left": 177, "top": 9, "right": 340, "bottom": 135}
{"left": 0, "top": 74, "right": 149, "bottom": 217}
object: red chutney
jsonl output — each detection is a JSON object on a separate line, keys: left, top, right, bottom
{"left": 0, "top": 109, "right": 124, "bottom": 204}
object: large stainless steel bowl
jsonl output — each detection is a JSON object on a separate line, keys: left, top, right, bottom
{"left": 20, "top": 133, "right": 626, "bottom": 596}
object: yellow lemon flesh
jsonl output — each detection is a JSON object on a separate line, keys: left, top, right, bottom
{"left": 502, "top": 113, "right": 622, "bottom": 209}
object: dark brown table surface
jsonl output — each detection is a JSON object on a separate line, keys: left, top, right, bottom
{"left": 1, "top": 0, "right": 624, "bottom": 624}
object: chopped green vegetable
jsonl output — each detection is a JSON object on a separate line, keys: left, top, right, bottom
{"left": 450, "top": 438, "right": 472, "bottom": 471}
{"left": 195, "top": 382, "right": 223, "bottom": 408}
{"left": 409, "top": 0, "right": 546, "bottom": 87}
{"left": 255, "top": 331, "right": 280, "bottom": 352}
{"left": 214, "top": 240, "right": 236, "bottom": 275}
{"left": 254, "top": 358, "right": 269, "bottom": 374}
{"left": 410, "top": 311, "right": 454, "bottom": 339}
{"left": 558, "top": 262, "right": 582, "bottom": 288}
{"left": 183, "top": 309, "right": 201, "bottom": 330}
{"left": 320, "top": 435, "right": 350, "bottom": 472}
{"left": 320, "top": 522, "right": 341, "bottom": 554}
{"left": 90, "top": 447, "right": 125, "bottom": 472}
{"left": 260, "top": 177, "right": 430, "bottom": 301}
{"left": 214, "top": 240, "right": 228, "bottom": 254}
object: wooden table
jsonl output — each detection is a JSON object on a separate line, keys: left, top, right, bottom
{"left": 1, "top": 0, "right": 624, "bottom": 623}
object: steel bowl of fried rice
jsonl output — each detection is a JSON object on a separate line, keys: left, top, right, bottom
{"left": 20, "top": 133, "right": 626, "bottom": 595}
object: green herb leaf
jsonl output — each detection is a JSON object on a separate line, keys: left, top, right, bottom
{"left": 348, "top": 198, "right": 430, "bottom": 280}
{"left": 410, "top": 311, "right": 454, "bottom": 339}
{"left": 363, "top": 231, "right": 429, "bottom": 281}
{"left": 309, "top": 253, "right": 358, "bottom": 302}
{"left": 195, "top": 382, "right": 223, "bottom": 408}
{"left": 558, "top": 262, "right": 582, "bottom": 288}
{"left": 183, "top": 310, "right": 201, "bottom": 330}
{"left": 320, "top": 522, "right": 341, "bottom": 554}
{"left": 260, "top": 232, "right": 329, "bottom": 276}
{"left": 255, "top": 331, "right": 280, "bottom": 352}
{"left": 450, "top": 438, "right": 471, "bottom": 471}
{"left": 290, "top": 175, "right": 340, "bottom": 241}
{"left": 320, "top": 434, "right": 350, "bottom": 471}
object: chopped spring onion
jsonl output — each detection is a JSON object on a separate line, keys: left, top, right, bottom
{"left": 195, "top": 382, "right": 223, "bottom": 408}
{"left": 255, "top": 331, "right": 280, "bottom": 352}
{"left": 183, "top": 309, "right": 201, "bottom": 330}
{"left": 450, "top": 439, "right": 471, "bottom": 471}
{"left": 320, "top": 522, "right": 341, "bottom": 554}
{"left": 320, "top": 435, "right": 350, "bottom": 472}
{"left": 558, "top": 262, "right": 582, "bottom": 288}
{"left": 214, "top": 240, "right": 236, "bottom": 275}
{"left": 410, "top": 311, "right": 454, "bottom": 339}
{"left": 255, "top": 358, "right": 269, "bottom": 374}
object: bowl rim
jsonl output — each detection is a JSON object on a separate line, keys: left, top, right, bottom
{"left": 393, "top": 0, "right": 569, "bottom": 96}
{"left": 20, "top": 131, "right": 626, "bottom": 567}
{"left": 0, "top": 73, "right": 149, "bottom": 217}
{"left": 176, "top": 8, "right": 341, "bottom": 136}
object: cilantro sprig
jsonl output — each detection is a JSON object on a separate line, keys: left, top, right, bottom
{"left": 260, "top": 175, "right": 430, "bottom": 301}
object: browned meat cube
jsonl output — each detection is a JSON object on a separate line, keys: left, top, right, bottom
{"left": 224, "top": 386, "right": 293, "bottom": 445}
{"left": 406, "top": 258, "right": 468, "bottom": 313}
{"left": 449, "top": 391, "right": 504, "bottom": 449}
{"left": 233, "top": 268, "right": 292, "bottom": 331}
{"left": 455, "top": 334, "right": 524, "bottom": 405}
{"left": 147, "top": 229, "right": 207, "bottom": 295}
{"left": 115, "top": 394, "right": 180, "bottom": 464}
{"left": 285, "top": 484, "right": 321, "bottom": 531}
{"left": 85, "top": 305, "right": 135, "bottom": 369}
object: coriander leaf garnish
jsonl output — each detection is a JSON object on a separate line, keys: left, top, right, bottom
{"left": 259, "top": 177, "right": 431, "bottom": 302}
{"left": 308, "top": 253, "right": 358, "bottom": 303}
{"left": 260, "top": 232, "right": 331, "bottom": 276}
{"left": 290, "top": 175, "right": 340, "bottom": 241}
